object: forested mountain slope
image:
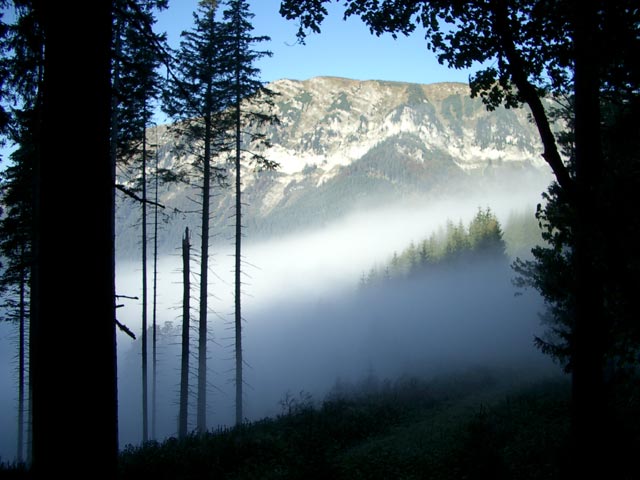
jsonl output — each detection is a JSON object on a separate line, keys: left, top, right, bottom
{"left": 116, "top": 77, "right": 553, "bottom": 258}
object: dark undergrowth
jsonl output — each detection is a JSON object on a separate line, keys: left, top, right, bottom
{"left": 3, "top": 368, "right": 638, "bottom": 479}
{"left": 120, "top": 370, "right": 575, "bottom": 480}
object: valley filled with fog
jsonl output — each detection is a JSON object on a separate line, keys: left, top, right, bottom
{"left": 1, "top": 2, "right": 636, "bottom": 476}
{"left": 0, "top": 173, "right": 560, "bottom": 459}
{"left": 112, "top": 179, "right": 558, "bottom": 449}
{"left": 0, "top": 74, "right": 565, "bottom": 459}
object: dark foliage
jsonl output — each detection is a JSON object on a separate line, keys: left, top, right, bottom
{"left": 3, "top": 371, "right": 638, "bottom": 478}
{"left": 513, "top": 97, "right": 640, "bottom": 373}
{"left": 115, "top": 372, "right": 580, "bottom": 480}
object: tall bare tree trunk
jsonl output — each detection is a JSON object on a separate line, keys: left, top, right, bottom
{"left": 234, "top": 68, "right": 243, "bottom": 427}
{"left": 197, "top": 115, "right": 212, "bottom": 433}
{"left": 179, "top": 227, "right": 191, "bottom": 439}
{"left": 17, "top": 246, "right": 26, "bottom": 463}
{"left": 141, "top": 112, "right": 149, "bottom": 442}
{"left": 152, "top": 127, "right": 159, "bottom": 441}
{"left": 141, "top": 115, "right": 149, "bottom": 443}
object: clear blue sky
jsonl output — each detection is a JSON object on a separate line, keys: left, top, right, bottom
{"left": 156, "top": 0, "right": 479, "bottom": 86}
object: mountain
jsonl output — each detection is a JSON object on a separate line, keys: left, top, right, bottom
{"left": 115, "top": 76, "right": 553, "bottom": 259}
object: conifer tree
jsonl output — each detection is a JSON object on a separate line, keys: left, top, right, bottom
{"left": 0, "top": 3, "right": 10, "bottom": 139}
{"left": 0, "top": 132, "right": 34, "bottom": 464}
{"left": 418, "top": 242, "right": 428, "bottom": 266}
{"left": 0, "top": 1, "right": 44, "bottom": 464}
{"left": 163, "top": 0, "right": 229, "bottom": 433}
{"left": 0, "top": 129, "right": 36, "bottom": 460}
{"left": 390, "top": 251, "right": 400, "bottom": 276}
{"left": 178, "top": 227, "right": 191, "bottom": 439}
{"left": 443, "top": 220, "right": 469, "bottom": 263}
{"left": 113, "top": 0, "right": 168, "bottom": 443}
{"left": 468, "top": 207, "right": 507, "bottom": 260}
{"left": 151, "top": 127, "right": 160, "bottom": 440}
{"left": 406, "top": 241, "right": 418, "bottom": 273}
{"left": 220, "top": 0, "right": 278, "bottom": 427}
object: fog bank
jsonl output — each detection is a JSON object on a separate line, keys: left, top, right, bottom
{"left": 113, "top": 192, "right": 557, "bottom": 448}
{"left": 0, "top": 185, "right": 558, "bottom": 460}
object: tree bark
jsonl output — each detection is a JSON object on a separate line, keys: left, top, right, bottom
{"left": 31, "top": 1, "right": 118, "bottom": 477}
{"left": 491, "top": 0, "right": 607, "bottom": 473}
{"left": 571, "top": 0, "right": 607, "bottom": 475}
{"left": 197, "top": 114, "right": 212, "bottom": 433}
{"left": 152, "top": 127, "right": 159, "bottom": 441}
{"left": 141, "top": 111, "right": 149, "bottom": 444}
{"left": 179, "top": 227, "right": 191, "bottom": 439}
{"left": 17, "top": 248, "right": 26, "bottom": 463}
{"left": 234, "top": 25, "right": 244, "bottom": 426}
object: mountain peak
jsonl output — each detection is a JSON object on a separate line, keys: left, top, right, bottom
{"left": 264, "top": 75, "right": 545, "bottom": 176}
{"left": 117, "top": 74, "right": 552, "bottom": 258}
{"left": 269, "top": 76, "right": 471, "bottom": 100}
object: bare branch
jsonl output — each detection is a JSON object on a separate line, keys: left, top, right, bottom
{"left": 115, "top": 183, "right": 166, "bottom": 209}
{"left": 115, "top": 294, "right": 139, "bottom": 300}
{"left": 115, "top": 319, "right": 137, "bottom": 340}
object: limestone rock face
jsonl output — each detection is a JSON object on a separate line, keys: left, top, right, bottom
{"left": 116, "top": 76, "right": 554, "bottom": 258}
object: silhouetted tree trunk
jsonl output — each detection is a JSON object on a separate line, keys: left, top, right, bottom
{"left": 31, "top": 2, "right": 117, "bottom": 477}
{"left": 152, "top": 127, "right": 159, "bottom": 441}
{"left": 163, "top": 2, "right": 225, "bottom": 434}
{"left": 26, "top": 328, "right": 32, "bottom": 464}
{"left": 571, "top": 0, "right": 607, "bottom": 474}
{"left": 233, "top": 32, "right": 244, "bottom": 427}
{"left": 221, "top": 0, "right": 277, "bottom": 426}
{"left": 0, "top": 139, "right": 34, "bottom": 467}
{"left": 179, "top": 227, "right": 191, "bottom": 439}
{"left": 0, "top": 4, "right": 43, "bottom": 466}
{"left": 17, "top": 245, "right": 26, "bottom": 464}
{"left": 111, "top": 1, "right": 168, "bottom": 443}
{"left": 197, "top": 114, "right": 212, "bottom": 433}
{"left": 141, "top": 114, "right": 149, "bottom": 443}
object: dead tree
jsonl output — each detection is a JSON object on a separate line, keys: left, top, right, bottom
{"left": 178, "top": 227, "right": 191, "bottom": 439}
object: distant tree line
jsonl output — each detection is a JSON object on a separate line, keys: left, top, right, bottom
{"left": 359, "top": 207, "right": 508, "bottom": 288}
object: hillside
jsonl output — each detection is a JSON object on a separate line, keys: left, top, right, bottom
{"left": 117, "top": 372, "right": 577, "bottom": 480}
{"left": 115, "top": 77, "right": 553, "bottom": 259}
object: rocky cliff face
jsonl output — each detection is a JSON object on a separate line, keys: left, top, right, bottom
{"left": 116, "top": 76, "right": 554, "bottom": 258}
{"left": 266, "top": 77, "right": 544, "bottom": 175}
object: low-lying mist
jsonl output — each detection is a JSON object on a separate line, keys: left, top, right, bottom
{"left": 0, "top": 184, "right": 557, "bottom": 460}
{"left": 113, "top": 191, "right": 558, "bottom": 449}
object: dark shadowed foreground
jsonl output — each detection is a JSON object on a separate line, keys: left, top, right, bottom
{"left": 116, "top": 372, "right": 636, "bottom": 479}
{"left": 3, "top": 363, "right": 638, "bottom": 478}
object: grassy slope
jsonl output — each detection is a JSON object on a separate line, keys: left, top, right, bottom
{"left": 116, "top": 370, "right": 574, "bottom": 480}
{"left": 4, "top": 368, "right": 637, "bottom": 479}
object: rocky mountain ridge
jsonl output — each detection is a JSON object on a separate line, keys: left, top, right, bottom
{"left": 266, "top": 76, "right": 544, "bottom": 175}
{"left": 115, "top": 76, "right": 554, "bottom": 258}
